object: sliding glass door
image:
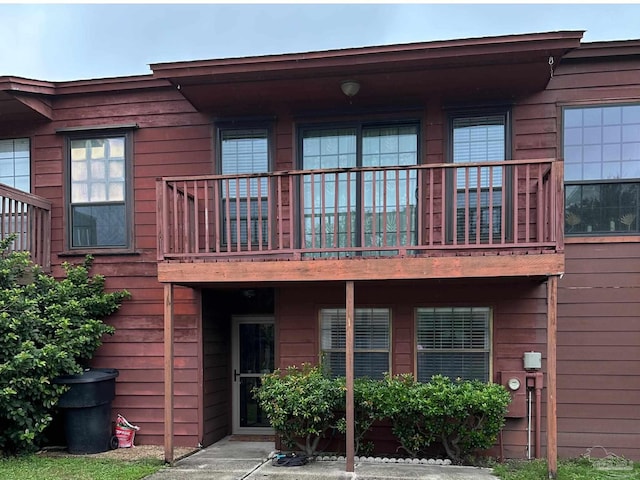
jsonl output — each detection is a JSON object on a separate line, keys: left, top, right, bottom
{"left": 301, "top": 124, "right": 418, "bottom": 255}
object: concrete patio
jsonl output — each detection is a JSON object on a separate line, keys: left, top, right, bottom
{"left": 144, "top": 436, "right": 500, "bottom": 480}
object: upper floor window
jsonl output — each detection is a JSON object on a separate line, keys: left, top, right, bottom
{"left": 416, "top": 306, "right": 490, "bottom": 382}
{"left": 0, "top": 138, "right": 30, "bottom": 192}
{"left": 218, "top": 128, "right": 270, "bottom": 246}
{"left": 68, "top": 133, "right": 131, "bottom": 249}
{"left": 320, "top": 307, "right": 390, "bottom": 380}
{"left": 300, "top": 123, "right": 419, "bottom": 255}
{"left": 448, "top": 112, "right": 509, "bottom": 243}
{"left": 564, "top": 105, "right": 640, "bottom": 235}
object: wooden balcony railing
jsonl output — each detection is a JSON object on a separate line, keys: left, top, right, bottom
{"left": 157, "top": 159, "right": 563, "bottom": 262}
{"left": 0, "top": 183, "right": 52, "bottom": 271}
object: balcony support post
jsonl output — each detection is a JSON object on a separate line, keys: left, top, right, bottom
{"left": 345, "top": 280, "right": 355, "bottom": 473}
{"left": 163, "top": 283, "right": 175, "bottom": 465}
{"left": 546, "top": 275, "right": 558, "bottom": 479}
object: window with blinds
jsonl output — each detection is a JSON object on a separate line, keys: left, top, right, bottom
{"left": 416, "top": 307, "right": 490, "bottom": 382}
{"left": 220, "top": 129, "right": 269, "bottom": 245}
{"left": 450, "top": 114, "right": 508, "bottom": 243}
{"left": 320, "top": 308, "right": 390, "bottom": 379}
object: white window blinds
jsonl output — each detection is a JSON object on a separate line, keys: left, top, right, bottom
{"left": 416, "top": 307, "right": 490, "bottom": 382}
{"left": 320, "top": 308, "right": 390, "bottom": 379}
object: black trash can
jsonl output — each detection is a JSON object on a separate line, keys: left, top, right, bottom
{"left": 53, "top": 368, "right": 119, "bottom": 454}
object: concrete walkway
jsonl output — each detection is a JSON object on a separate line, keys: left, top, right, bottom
{"left": 144, "top": 436, "right": 500, "bottom": 480}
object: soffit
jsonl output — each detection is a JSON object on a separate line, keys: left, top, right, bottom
{"left": 151, "top": 31, "right": 584, "bottom": 115}
{"left": 0, "top": 78, "right": 55, "bottom": 125}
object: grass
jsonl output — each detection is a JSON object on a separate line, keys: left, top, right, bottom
{"left": 0, "top": 455, "right": 164, "bottom": 480}
{"left": 493, "top": 458, "right": 640, "bottom": 480}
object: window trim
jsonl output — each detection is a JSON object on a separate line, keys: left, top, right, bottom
{"left": 318, "top": 306, "right": 392, "bottom": 379}
{"left": 561, "top": 102, "right": 640, "bottom": 238}
{"left": 63, "top": 129, "right": 135, "bottom": 253}
{"left": 414, "top": 306, "right": 493, "bottom": 383}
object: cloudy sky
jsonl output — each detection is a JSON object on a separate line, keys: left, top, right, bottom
{"left": 2, "top": 3, "right": 640, "bottom": 82}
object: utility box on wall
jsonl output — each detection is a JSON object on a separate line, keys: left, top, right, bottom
{"left": 500, "top": 371, "right": 527, "bottom": 418}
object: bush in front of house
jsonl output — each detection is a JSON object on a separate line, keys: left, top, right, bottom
{"left": 255, "top": 365, "right": 511, "bottom": 463}
{"left": 379, "top": 374, "right": 511, "bottom": 463}
{"left": 335, "top": 376, "right": 388, "bottom": 456}
{"left": 253, "top": 363, "right": 343, "bottom": 456}
{"left": 0, "top": 237, "right": 130, "bottom": 454}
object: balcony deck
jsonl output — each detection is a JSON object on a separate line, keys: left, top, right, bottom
{"left": 0, "top": 183, "right": 51, "bottom": 271}
{"left": 156, "top": 159, "right": 564, "bottom": 284}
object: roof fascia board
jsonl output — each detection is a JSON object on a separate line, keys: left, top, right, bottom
{"left": 54, "top": 76, "right": 171, "bottom": 95}
{"left": 0, "top": 77, "right": 56, "bottom": 95}
{"left": 1, "top": 74, "right": 171, "bottom": 96}
{"left": 151, "top": 31, "right": 584, "bottom": 79}
{"left": 563, "top": 40, "right": 640, "bottom": 59}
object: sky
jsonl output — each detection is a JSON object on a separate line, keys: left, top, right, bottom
{"left": 2, "top": 3, "right": 640, "bottom": 82}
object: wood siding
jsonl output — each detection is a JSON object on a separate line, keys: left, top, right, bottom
{"left": 201, "top": 292, "right": 232, "bottom": 446}
{"left": 557, "top": 242, "right": 640, "bottom": 459}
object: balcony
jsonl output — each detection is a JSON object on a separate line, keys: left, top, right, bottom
{"left": 156, "top": 159, "right": 564, "bottom": 284}
{"left": 0, "top": 183, "right": 51, "bottom": 271}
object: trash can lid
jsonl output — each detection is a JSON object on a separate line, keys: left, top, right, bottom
{"left": 53, "top": 368, "right": 119, "bottom": 384}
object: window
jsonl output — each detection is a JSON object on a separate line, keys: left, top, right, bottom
{"left": 219, "top": 129, "right": 269, "bottom": 246}
{"left": 0, "top": 138, "right": 30, "bottom": 192}
{"left": 448, "top": 113, "right": 509, "bottom": 243}
{"left": 320, "top": 308, "right": 390, "bottom": 379}
{"left": 416, "top": 307, "right": 490, "bottom": 382}
{"left": 301, "top": 124, "right": 418, "bottom": 255}
{"left": 68, "top": 134, "right": 131, "bottom": 249}
{"left": 564, "top": 105, "right": 640, "bottom": 235}
{"left": 0, "top": 138, "right": 30, "bottom": 248}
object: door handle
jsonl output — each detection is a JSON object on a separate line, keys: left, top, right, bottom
{"left": 234, "top": 369, "right": 241, "bottom": 382}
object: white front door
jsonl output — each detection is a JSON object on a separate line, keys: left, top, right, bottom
{"left": 232, "top": 315, "right": 275, "bottom": 434}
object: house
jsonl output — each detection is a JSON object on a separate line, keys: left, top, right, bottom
{"left": 0, "top": 30, "right": 638, "bottom": 473}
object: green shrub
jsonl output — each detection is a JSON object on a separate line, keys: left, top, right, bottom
{"left": 335, "top": 377, "right": 387, "bottom": 456}
{"left": 253, "top": 363, "right": 342, "bottom": 456}
{"left": 0, "top": 237, "right": 130, "bottom": 454}
{"left": 379, "top": 374, "right": 511, "bottom": 462}
{"left": 255, "top": 366, "right": 510, "bottom": 462}
{"left": 376, "top": 373, "right": 438, "bottom": 458}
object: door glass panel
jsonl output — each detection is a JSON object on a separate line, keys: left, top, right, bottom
{"left": 237, "top": 322, "right": 274, "bottom": 429}
{"left": 302, "top": 128, "right": 357, "bottom": 253}
{"left": 362, "top": 126, "right": 418, "bottom": 252}
{"left": 239, "top": 323, "right": 274, "bottom": 374}
{"left": 301, "top": 126, "right": 418, "bottom": 255}
{"left": 240, "top": 376, "right": 270, "bottom": 428}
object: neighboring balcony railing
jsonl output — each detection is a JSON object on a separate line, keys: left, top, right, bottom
{"left": 0, "top": 183, "right": 52, "bottom": 271}
{"left": 157, "top": 159, "right": 563, "bottom": 262}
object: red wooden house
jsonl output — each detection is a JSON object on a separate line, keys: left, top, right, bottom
{"left": 1, "top": 30, "right": 639, "bottom": 469}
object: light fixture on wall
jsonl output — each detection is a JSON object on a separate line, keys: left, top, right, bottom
{"left": 340, "top": 80, "right": 360, "bottom": 103}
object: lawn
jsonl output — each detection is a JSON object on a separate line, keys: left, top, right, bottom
{"left": 0, "top": 455, "right": 164, "bottom": 480}
{"left": 493, "top": 458, "right": 640, "bottom": 480}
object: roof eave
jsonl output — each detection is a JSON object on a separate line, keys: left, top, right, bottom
{"left": 151, "top": 30, "right": 585, "bottom": 81}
